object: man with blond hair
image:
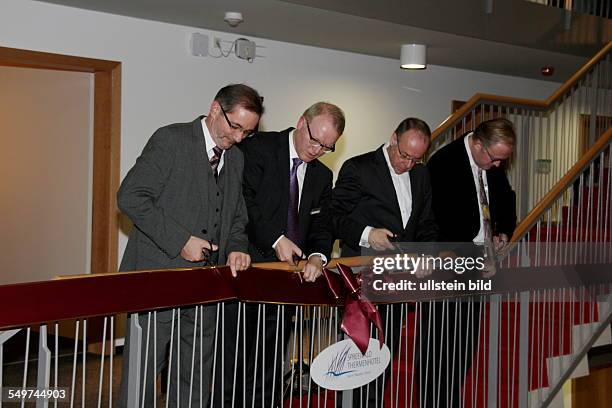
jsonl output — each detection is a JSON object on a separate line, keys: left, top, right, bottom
{"left": 214, "top": 102, "right": 345, "bottom": 407}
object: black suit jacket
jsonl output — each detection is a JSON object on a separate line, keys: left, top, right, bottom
{"left": 427, "top": 134, "right": 517, "bottom": 243}
{"left": 240, "top": 128, "right": 333, "bottom": 262}
{"left": 331, "top": 146, "right": 438, "bottom": 257}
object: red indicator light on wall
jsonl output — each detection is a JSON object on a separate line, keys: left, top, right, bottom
{"left": 541, "top": 66, "right": 554, "bottom": 76}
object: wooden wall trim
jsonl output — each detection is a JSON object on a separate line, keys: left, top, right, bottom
{"left": 0, "top": 46, "right": 121, "bottom": 274}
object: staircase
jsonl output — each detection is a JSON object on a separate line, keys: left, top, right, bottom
{"left": 426, "top": 41, "right": 612, "bottom": 407}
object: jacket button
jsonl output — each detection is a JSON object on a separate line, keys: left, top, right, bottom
{"left": 216, "top": 208, "right": 219, "bottom": 213}
{"left": 201, "top": 229, "right": 207, "bottom": 234}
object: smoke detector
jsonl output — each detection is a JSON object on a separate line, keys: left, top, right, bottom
{"left": 224, "top": 12, "right": 243, "bottom": 27}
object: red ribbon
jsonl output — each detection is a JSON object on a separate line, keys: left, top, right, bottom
{"left": 323, "top": 263, "right": 385, "bottom": 355}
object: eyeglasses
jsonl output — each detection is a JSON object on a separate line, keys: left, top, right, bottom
{"left": 219, "top": 105, "right": 256, "bottom": 138}
{"left": 305, "top": 120, "right": 335, "bottom": 153}
{"left": 395, "top": 134, "right": 424, "bottom": 164}
{"left": 482, "top": 144, "right": 506, "bottom": 163}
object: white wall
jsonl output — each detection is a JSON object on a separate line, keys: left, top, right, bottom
{"left": 0, "top": 66, "right": 93, "bottom": 284}
{"left": 0, "top": 0, "right": 562, "bottom": 267}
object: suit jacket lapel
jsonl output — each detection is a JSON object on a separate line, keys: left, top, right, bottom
{"left": 457, "top": 137, "right": 479, "bottom": 213}
{"left": 192, "top": 117, "right": 213, "bottom": 205}
{"left": 278, "top": 130, "right": 291, "bottom": 221}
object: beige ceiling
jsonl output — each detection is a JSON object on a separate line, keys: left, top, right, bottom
{"left": 36, "top": 0, "right": 611, "bottom": 81}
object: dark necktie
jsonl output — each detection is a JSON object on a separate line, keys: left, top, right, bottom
{"left": 478, "top": 169, "right": 493, "bottom": 242}
{"left": 209, "top": 146, "right": 223, "bottom": 182}
{"left": 286, "top": 157, "right": 303, "bottom": 245}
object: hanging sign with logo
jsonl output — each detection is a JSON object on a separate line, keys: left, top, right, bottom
{"left": 310, "top": 338, "right": 390, "bottom": 391}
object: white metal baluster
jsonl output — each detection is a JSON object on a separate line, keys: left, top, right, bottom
{"left": 280, "top": 306, "right": 285, "bottom": 408}
{"left": 153, "top": 312, "right": 157, "bottom": 408}
{"left": 251, "top": 305, "right": 262, "bottom": 408}
{"left": 55, "top": 323, "right": 59, "bottom": 408}
{"left": 212, "top": 303, "right": 223, "bottom": 408}
{"left": 511, "top": 293, "right": 518, "bottom": 408}
{"left": 109, "top": 317, "right": 114, "bottom": 408}
{"left": 307, "top": 307, "right": 316, "bottom": 408}
{"left": 595, "top": 153, "right": 604, "bottom": 262}
{"left": 539, "top": 290, "right": 548, "bottom": 404}
{"left": 271, "top": 304, "right": 280, "bottom": 408}
{"left": 97, "top": 317, "right": 108, "bottom": 408}
{"left": 177, "top": 309, "right": 181, "bottom": 406}
{"left": 262, "top": 304, "right": 267, "bottom": 408}
{"left": 299, "top": 306, "right": 304, "bottom": 408}
{"left": 188, "top": 307, "right": 199, "bottom": 408}
{"left": 140, "top": 313, "right": 151, "bottom": 408}
{"left": 316, "top": 307, "right": 321, "bottom": 408}
{"left": 166, "top": 310, "right": 176, "bottom": 408}
{"left": 19, "top": 327, "right": 31, "bottom": 408}
{"left": 323, "top": 307, "right": 331, "bottom": 408}
{"left": 545, "top": 209, "right": 552, "bottom": 266}
{"left": 549, "top": 290, "right": 556, "bottom": 393}
{"left": 199, "top": 306, "right": 204, "bottom": 408}
{"left": 381, "top": 304, "right": 390, "bottom": 408}
{"left": 450, "top": 299, "right": 459, "bottom": 408}
{"left": 587, "top": 163, "right": 595, "bottom": 259}
{"left": 288, "top": 307, "right": 298, "bottom": 408}
{"left": 243, "top": 303, "right": 247, "bottom": 408}
{"left": 70, "top": 321, "right": 79, "bottom": 408}
{"left": 473, "top": 297, "right": 482, "bottom": 408}
{"left": 82, "top": 320, "right": 86, "bottom": 408}
{"left": 574, "top": 174, "right": 583, "bottom": 263}
{"left": 410, "top": 302, "right": 417, "bottom": 408}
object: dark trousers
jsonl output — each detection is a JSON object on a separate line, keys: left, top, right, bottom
{"left": 212, "top": 302, "right": 293, "bottom": 408}
{"left": 346, "top": 303, "right": 405, "bottom": 408}
{"left": 118, "top": 307, "right": 216, "bottom": 408}
{"left": 417, "top": 298, "right": 482, "bottom": 408}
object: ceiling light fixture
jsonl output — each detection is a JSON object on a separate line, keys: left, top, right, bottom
{"left": 400, "top": 44, "right": 427, "bottom": 70}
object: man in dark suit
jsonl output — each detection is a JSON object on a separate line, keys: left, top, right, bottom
{"left": 423, "top": 118, "right": 517, "bottom": 407}
{"left": 332, "top": 117, "right": 437, "bottom": 254}
{"left": 215, "top": 102, "right": 344, "bottom": 407}
{"left": 117, "top": 84, "right": 263, "bottom": 408}
{"left": 331, "top": 117, "right": 438, "bottom": 406}
{"left": 427, "top": 117, "right": 516, "bottom": 247}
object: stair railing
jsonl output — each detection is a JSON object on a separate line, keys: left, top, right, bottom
{"left": 431, "top": 42, "right": 612, "bottom": 220}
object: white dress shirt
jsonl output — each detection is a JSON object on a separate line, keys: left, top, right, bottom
{"left": 202, "top": 119, "right": 224, "bottom": 172}
{"left": 360, "top": 143, "right": 413, "bottom": 247}
{"left": 464, "top": 133, "right": 489, "bottom": 243}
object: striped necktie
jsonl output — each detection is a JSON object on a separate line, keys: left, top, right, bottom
{"left": 209, "top": 146, "right": 222, "bottom": 182}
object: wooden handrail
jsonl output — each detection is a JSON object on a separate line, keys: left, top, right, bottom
{"left": 431, "top": 41, "right": 612, "bottom": 142}
{"left": 55, "top": 256, "right": 374, "bottom": 279}
{"left": 510, "top": 127, "right": 612, "bottom": 242}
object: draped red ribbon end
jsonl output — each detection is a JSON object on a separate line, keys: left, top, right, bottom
{"left": 329, "top": 263, "right": 385, "bottom": 355}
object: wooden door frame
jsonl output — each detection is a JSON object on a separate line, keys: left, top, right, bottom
{"left": 0, "top": 46, "right": 121, "bottom": 274}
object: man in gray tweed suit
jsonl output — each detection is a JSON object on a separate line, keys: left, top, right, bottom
{"left": 117, "top": 84, "right": 264, "bottom": 407}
